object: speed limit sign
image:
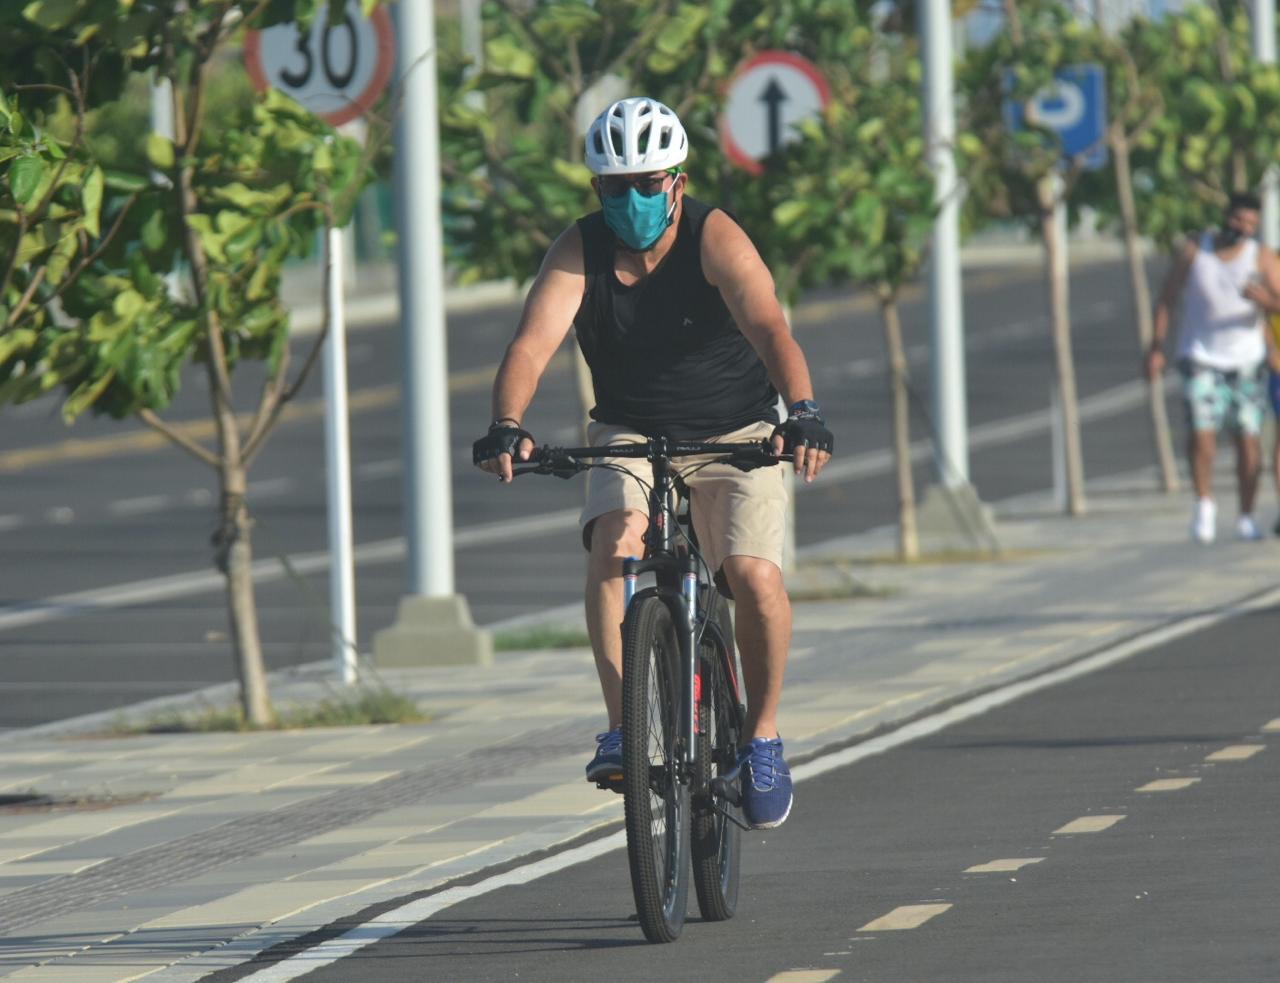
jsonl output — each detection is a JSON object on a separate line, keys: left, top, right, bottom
{"left": 244, "top": 0, "right": 394, "bottom": 126}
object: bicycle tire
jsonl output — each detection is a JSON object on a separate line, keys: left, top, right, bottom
{"left": 622, "top": 594, "right": 690, "bottom": 943}
{"left": 691, "top": 596, "right": 742, "bottom": 921}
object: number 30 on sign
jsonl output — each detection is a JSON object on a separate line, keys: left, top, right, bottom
{"left": 244, "top": 0, "right": 394, "bottom": 126}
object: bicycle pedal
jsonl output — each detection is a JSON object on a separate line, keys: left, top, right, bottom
{"left": 593, "top": 774, "right": 624, "bottom": 794}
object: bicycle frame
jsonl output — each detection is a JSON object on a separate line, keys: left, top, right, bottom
{"left": 520, "top": 436, "right": 768, "bottom": 789}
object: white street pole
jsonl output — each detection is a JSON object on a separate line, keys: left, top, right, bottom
{"left": 1254, "top": 0, "right": 1279, "bottom": 248}
{"left": 394, "top": 0, "right": 454, "bottom": 597}
{"left": 323, "top": 224, "right": 358, "bottom": 683}
{"left": 919, "top": 0, "right": 970, "bottom": 486}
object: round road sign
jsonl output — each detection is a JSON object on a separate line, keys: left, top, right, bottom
{"left": 720, "top": 51, "right": 830, "bottom": 175}
{"left": 244, "top": 0, "right": 394, "bottom": 127}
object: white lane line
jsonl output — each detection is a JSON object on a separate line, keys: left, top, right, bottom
{"left": 0, "top": 514, "right": 23, "bottom": 532}
{"left": 355, "top": 459, "right": 401, "bottom": 479}
{"left": 108, "top": 494, "right": 174, "bottom": 517}
{"left": 0, "top": 509, "right": 581, "bottom": 635}
{"left": 236, "top": 831, "right": 627, "bottom": 982}
{"left": 1205, "top": 744, "right": 1265, "bottom": 762}
{"left": 247, "top": 477, "right": 295, "bottom": 497}
{"left": 1052, "top": 815, "right": 1126, "bottom": 835}
{"left": 857, "top": 903, "right": 953, "bottom": 932}
{"left": 1262, "top": 718, "right": 1280, "bottom": 733}
{"left": 1136, "top": 777, "right": 1201, "bottom": 792}
{"left": 45, "top": 506, "right": 75, "bottom": 525}
{"left": 817, "top": 375, "right": 1170, "bottom": 484}
{"left": 229, "top": 588, "right": 1280, "bottom": 981}
{"left": 185, "top": 488, "right": 214, "bottom": 506}
{"left": 764, "top": 972, "right": 842, "bottom": 983}
{"left": 964, "top": 857, "right": 1044, "bottom": 873}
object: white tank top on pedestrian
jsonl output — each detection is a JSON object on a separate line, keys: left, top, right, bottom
{"left": 1176, "top": 232, "right": 1266, "bottom": 371}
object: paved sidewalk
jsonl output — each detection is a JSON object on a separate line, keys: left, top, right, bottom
{"left": 1, "top": 466, "right": 1277, "bottom": 981}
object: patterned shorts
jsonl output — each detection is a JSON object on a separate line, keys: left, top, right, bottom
{"left": 1179, "top": 361, "right": 1267, "bottom": 436}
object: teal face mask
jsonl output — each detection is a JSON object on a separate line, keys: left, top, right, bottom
{"left": 601, "top": 186, "right": 674, "bottom": 251}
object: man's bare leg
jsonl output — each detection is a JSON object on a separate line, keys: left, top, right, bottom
{"left": 1190, "top": 430, "right": 1217, "bottom": 500}
{"left": 721, "top": 555, "right": 791, "bottom": 740}
{"left": 584, "top": 508, "right": 647, "bottom": 729}
{"left": 1234, "top": 430, "right": 1261, "bottom": 515}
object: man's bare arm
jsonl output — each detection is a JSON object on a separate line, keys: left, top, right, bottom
{"left": 482, "top": 225, "right": 585, "bottom": 480}
{"left": 701, "top": 210, "right": 814, "bottom": 406}
{"left": 701, "top": 209, "right": 829, "bottom": 480}
{"left": 1147, "top": 238, "right": 1196, "bottom": 378}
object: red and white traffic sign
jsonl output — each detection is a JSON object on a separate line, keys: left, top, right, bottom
{"left": 244, "top": 0, "right": 394, "bottom": 126}
{"left": 720, "top": 51, "right": 830, "bottom": 175}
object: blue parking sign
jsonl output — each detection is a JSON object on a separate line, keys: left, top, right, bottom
{"left": 1003, "top": 64, "right": 1108, "bottom": 170}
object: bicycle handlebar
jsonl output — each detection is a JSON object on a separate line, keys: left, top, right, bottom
{"left": 511, "top": 438, "right": 780, "bottom": 478}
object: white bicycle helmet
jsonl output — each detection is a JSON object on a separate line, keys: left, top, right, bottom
{"left": 585, "top": 97, "right": 688, "bottom": 175}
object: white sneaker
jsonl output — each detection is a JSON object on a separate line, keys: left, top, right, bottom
{"left": 1192, "top": 498, "right": 1217, "bottom": 543}
{"left": 1236, "top": 514, "right": 1264, "bottom": 541}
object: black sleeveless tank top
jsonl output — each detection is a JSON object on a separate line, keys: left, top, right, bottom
{"left": 572, "top": 196, "right": 778, "bottom": 440}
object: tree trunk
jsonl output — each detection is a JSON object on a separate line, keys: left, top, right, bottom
{"left": 215, "top": 455, "right": 274, "bottom": 727}
{"left": 1110, "top": 122, "right": 1180, "bottom": 494}
{"left": 878, "top": 286, "right": 918, "bottom": 560}
{"left": 1037, "top": 173, "right": 1087, "bottom": 516}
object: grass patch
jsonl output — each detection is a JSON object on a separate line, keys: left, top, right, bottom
{"left": 116, "top": 686, "right": 429, "bottom": 734}
{"left": 494, "top": 625, "right": 592, "bottom": 651}
{"left": 787, "top": 581, "right": 898, "bottom": 602}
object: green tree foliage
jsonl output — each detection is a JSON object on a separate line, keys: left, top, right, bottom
{"left": 1125, "top": 3, "right": 1280, "bottom": 249}
{"left": 0, "top": 0, "right": 381, "bottom": 724}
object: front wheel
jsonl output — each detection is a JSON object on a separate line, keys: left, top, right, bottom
{"left": 691, "top": 596, "right": 742, "bottom": 921}
{"left": 621, "top": 594, "right": 690, "bottom": 943}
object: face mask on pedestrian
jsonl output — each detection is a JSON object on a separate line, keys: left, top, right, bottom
{"left": 1218, "top": 225, "right": 1246, "bottom": 247}
{"left": 600, "top": 177, "right": 677, "bottom": 251}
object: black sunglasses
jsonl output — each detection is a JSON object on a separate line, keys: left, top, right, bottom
{"left": 598, "top": 170, "right": 679, "bottom": 198}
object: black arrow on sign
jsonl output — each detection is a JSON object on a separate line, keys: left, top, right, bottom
{"left": 759, "top": 76, "right": 786, "bottom": 155}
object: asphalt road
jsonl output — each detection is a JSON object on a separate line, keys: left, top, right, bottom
{"left": 256, "top": 602, "right": 1280, "bottom": 983}
{"left": 0, "top": 257, "right": 1180, "bottom": 728}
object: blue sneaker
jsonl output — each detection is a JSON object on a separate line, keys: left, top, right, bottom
{"left": 586, "top": 727, "right": 623, "bottom": 786}
{"left": 738, "top": 736, "right": 793, "bottom": 829}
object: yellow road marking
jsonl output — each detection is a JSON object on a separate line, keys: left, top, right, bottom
{"left": 0, "top": 353, "right": 566, "bottom": 475}
{"left": 1261, "top": 718, "right": 1280, "bottom": 733}
{"left": 857, "top": 902, "right": 953, "bottom": 931}
{"left": 1136, "top": 777, "right": 1200, "bottom": 792}
{"left": 1052, "top": 814, "right": 1125, "bottom": 834}
{"left": 1205, "top": 744, "right": 1264, "bottom": 762}
{"left": 763, "top": 972, "right": 841, "bottom": 983}
{"left": 965, "top": 857, "right": 1044, "bottom": 873}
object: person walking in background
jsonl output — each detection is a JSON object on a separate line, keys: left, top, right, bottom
{"left": 1146, "top": 192, "right": 1280, "bottom": 543}
{"left": 1269, "top": 311, "right": 1280, "bottom": 536}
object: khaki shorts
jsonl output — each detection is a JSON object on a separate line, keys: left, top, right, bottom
{"left": 579, "top": 420, "right": 788, "bottom": 579}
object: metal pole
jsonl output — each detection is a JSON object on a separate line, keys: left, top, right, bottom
{"left": 393, "top": 0, "right": 454, "bottom": 596}
{"left": 1254, "top": 0, "right": 1279, "bottom": 248}
{"left": 323, "top": 224, "right": 358, "bottom": 683}
{"left": 919, "top": 0, "right": 969, "bottom": 486}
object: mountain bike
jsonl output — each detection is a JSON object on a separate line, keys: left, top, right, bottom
{"left": 515, "top": 435, "right": 779, "bottom": 943}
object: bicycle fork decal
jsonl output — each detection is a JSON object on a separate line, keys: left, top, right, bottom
{"left": 623, "top": 557, "right": 638, "bottom": 610}
{"left": 693, "top": 668, "right": 702, "bottom": 732}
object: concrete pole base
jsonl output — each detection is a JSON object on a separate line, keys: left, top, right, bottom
{"left": 915, "top": 482, "right": 1000, "bottom": 555}
{"left": 373, "top": 594, "right": 493, "bottom": 668}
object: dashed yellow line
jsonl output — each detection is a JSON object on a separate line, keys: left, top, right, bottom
{"left": 1136, "top": 777, "right": 1200, "bottom": 793}
{"left": 857, "top": 903, "right": 953, "bottom": 931}
{"left": 764, "top": 972, "right": 841, "bottom": 983}
{"left": 964, "top": 857, "right": 1044, "bottom": 873}
{"left": 1261, "top": 718, "right": 1280, "bottom": 733}
{"left": 1205, "top": 744, "right": 1264, "bottom": 762}
{"left": 1052, "top": 814, "right": 1125, "bottom": 835}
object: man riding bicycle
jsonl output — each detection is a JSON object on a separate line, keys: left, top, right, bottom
{"left": 473, "top": 96, "right": 833, "bottom": 830}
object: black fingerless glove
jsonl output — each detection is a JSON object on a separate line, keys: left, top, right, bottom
{"left": 772, "top": 400, "right": 834, "bottom": 455}
{"left": 473, "top": 420, "right": 534, "bottom": 466}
